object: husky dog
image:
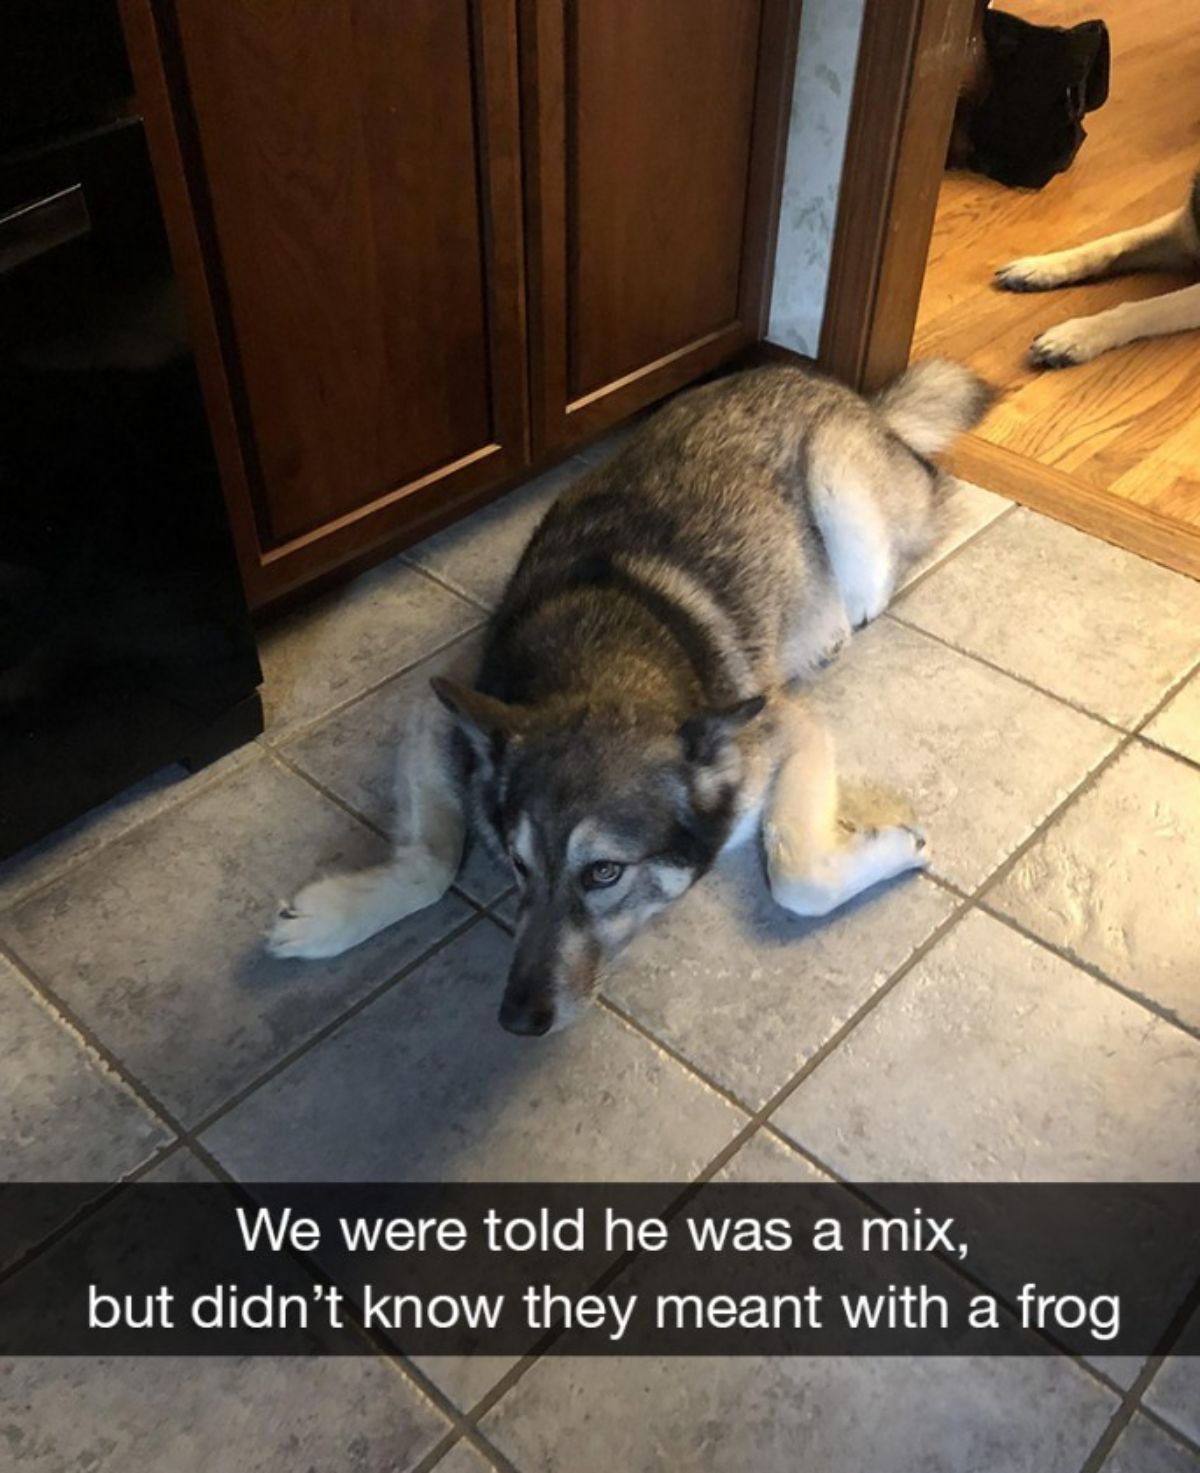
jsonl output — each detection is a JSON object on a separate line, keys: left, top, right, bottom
{"left": 996, "top": 170, "right": 1200, "bottom": 367}
{"left": 269, "top": 360, "right": 992, "bottom": 1034}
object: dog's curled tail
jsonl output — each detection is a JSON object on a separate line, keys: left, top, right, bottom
{"left": 873, "top": 359, "right": 995, "bottom": 456}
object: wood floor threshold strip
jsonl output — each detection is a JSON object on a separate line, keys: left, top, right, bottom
{"left": 946, "top": 434, "right": 1200, "bottom": 582}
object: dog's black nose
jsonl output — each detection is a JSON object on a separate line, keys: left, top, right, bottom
{"left": 499, "top": 998, "right": 554, "bottom": 1035}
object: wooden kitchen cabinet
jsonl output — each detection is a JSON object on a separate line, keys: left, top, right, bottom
{"left": 523, "top": 0, "right": 797, "bottom": 454}
{"left": 123, "top": 0, "right": 798, "bottom": 606}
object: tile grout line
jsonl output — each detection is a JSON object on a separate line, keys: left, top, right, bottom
{"left": 890, "top": 496, "right": 1020, "bottom": 602}
{"left": 1137, "top": 731, "right": 1200, "bottom": 776}
{"left": 0, "top": 905, "right": 491, "bottom": 1274}
{"left": 184, "top": 907, "right": 490, "bottom": 1141}
{"left": 0, "top": 748, "right": 264, "bottom": 920}
{"left": 976, "top": 899, "right": 1200, "bottom": 1043}
{"left": 1076, "top": 1268, "right": 1200, "bottom": 1473}
{"left": 1135, "top": 1402, "right": 1200, "bottom": 1462}
{"left": 398, "top": 556, "right": 497, "bottom": 619}
{"left": 884, "top": 610, "right": 1131, "bottom": 736}
{"left": 0, "top": 938, "right": 192, "bottom": 1145}
{"left": 261, "top": 744, "right": 496, "bottom": 916}
{"left": 168, "top": 1135, "right": 518, "bottom": 1473}
{"left": 259, "top": 619, "right": 487, "bottom": 751}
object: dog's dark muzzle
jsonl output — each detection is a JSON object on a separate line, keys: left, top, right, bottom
{"left": 498, "top": 983, "right": 555, "bottom": 1036}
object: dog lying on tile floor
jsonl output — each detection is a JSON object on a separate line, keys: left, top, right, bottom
{"left": 269, "top": 359, "right": 992, "bottom": 1033}
{"left": 996, "top": 169, "right": 1200, "bottom": 366}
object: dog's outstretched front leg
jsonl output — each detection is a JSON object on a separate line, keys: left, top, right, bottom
{"left": 762, "top": 708, "right": 927, "bottom": 918}
{"left": 995, "top": 207, "right": 1196, "bottom": 292}
{"left": 268, "top": 703, "right": 465, "bottom": 960}
{"left": 1029, "top": 282, "right": 1200, "bottom": 368}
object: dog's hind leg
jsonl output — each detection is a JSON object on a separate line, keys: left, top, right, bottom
{"left": 268, "top": 702, "right": 465, "bottom": 960}
{"left": 762, "top": 706, "right": 927, "bottom": 919}
{"left": 807, "top": 440, "right": 897, "bottom": 630}
{"left": 1029, "top": 281, "right": 1200, "bottom": 368}
{"left": 996, "top": 206, "right": 1197, "bottom": 292}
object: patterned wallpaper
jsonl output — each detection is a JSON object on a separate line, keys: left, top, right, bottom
{"left": 767, "top": 0, "right": 867, "bottom": 356}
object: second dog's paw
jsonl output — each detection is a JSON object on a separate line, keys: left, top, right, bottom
{"left": 995, "top": 257, "right": 1068, "bottom": 292}
{"left": 1029, "top": 319, "right": 1106, "bottom": 368}
{"left": 266, "top": 875, "right": 366, "bottom": 960}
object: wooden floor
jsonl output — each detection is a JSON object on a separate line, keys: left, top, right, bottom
{"left": 913, "top": 0, "right": 1200, "bottom": 536}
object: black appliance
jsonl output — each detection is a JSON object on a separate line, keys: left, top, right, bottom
{"left": 0, "top": 1, "right": 263, "bottom": 861}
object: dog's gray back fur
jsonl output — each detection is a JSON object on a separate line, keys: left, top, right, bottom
{"left": 436, "top": 360, "right": 990, "bottom": 1029}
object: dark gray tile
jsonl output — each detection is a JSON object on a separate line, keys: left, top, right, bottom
{"left": 0, "top": 747, "right": 257, "bottom": 913}
{"left": 0, "top": 1356, "right": 448, "bottom": 1472}
{"left": 1102, "top": 1416, "right": 1200, "bottom": 1473}
{"left": 204, "top": 916, "right": 744, "bottom": 1182}
{"left": 0, "top": 954, "right": 167, "bottom": 1183}
{"left": 4, "top": 755, "right": 473, "bottom": 1124}
{"left": 776, "top": 910, "right": 1200, "bottom": 1181}
{"left": 483, "top": 1354, "right": 1114, "bottom": 1473}
{"left": 258, "top": 556, "right": 479, "bottom": 739}
{"left": 1146, "top": 1332, "right": 1200, "bottom": 1446}
{"left": 807, "top": 619, "right": 1118, "bottom": 890}
{"left": 603, "top": 845, "right": 954, "bottom": 1107}
{"left": 895, "top": 508, "right": 1200, "bottom": 727}
{"left": 988, "top": 743, "right": 1200, "bottom": 1031}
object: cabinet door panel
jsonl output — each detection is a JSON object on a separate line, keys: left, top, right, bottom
{"left": 170, "top": 0, "right": 528, "bottom": 553}
{"left": 525, "top": 0, "right": 795, "bottom": 453}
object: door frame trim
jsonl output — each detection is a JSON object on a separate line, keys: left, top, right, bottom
{"left": 817, "top": 0, "right": 974, "bottom": 392}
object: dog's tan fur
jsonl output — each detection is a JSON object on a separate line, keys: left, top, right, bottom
{"left": 996, "top": 171, "right": 1200, "bottom": 367}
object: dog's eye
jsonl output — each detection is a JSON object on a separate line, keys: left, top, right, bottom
{"left": 582, "top": 860, "right": 624, "bottom": 890}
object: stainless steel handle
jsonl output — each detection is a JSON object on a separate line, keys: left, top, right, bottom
{"left": 0, "top": 184, "right": 91, "bottom": 275}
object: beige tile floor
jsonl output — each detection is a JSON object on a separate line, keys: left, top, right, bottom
{"left": 1, "top": 449, "right": 1198, "bottom": 1473}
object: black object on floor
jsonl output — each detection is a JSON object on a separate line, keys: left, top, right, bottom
{"left": 0, "top": 2, "right": 262, "bottom": 862}
{"left": 962, "top": 9, "right": 1110, "bottom": 189}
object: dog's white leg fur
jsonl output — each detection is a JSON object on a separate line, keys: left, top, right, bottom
{"left": 267, "top": 702, "right": 465, "bottom": 960}
{"left": 996, "top": 207, "right": 1196, "bottom": 292}
{"left": 763, "top": 707, "right": 927, "bottom": 918}
{"left": 808, "top": 468, "right": 896, "bottom": 630}
{"left": 1028, "top": 281, "right": 1200, "bottom": 368}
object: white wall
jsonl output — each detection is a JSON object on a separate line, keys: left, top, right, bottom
{"left": 768, "top": 0, "right": 867, "bottom": 356}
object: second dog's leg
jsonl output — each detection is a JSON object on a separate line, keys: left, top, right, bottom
{"left": 995, "top": 208, "right": 1196, "bottom": 292}
{"left": 762, "top": 709, "right": 927, "bottom": 919}
{"left": 268, "top": 704, "right": 465, "bottom": 960}
{"left": 1029, "top": 281, "right": 1200, "bottom": 368}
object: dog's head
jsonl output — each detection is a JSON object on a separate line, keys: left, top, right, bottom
{"left": 432, "top": 678, "right": 764, "bottom": 1034}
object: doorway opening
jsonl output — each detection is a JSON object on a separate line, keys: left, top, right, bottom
{"left": 821, "top": 0, "right": 1200, "bottom": 577}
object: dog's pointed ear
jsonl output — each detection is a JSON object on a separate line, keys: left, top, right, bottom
{"left": 431, "top": 677, "right": 525, "bottom": 749}
{"left": 679, "top": 693, "right": 766, "bottom": 766}
{"left": 1072, "top": 19, "right": 1110, "bottom": 112}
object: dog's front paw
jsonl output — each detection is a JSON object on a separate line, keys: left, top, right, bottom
{"left": 267, "top": 875, "right": 368, "bottom": 960}
{"left": 1029, "top": 319, "right": 1106, "bottom": 368}
{"left": 995, "top": 256, "right": 1068, "bottom": 292}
